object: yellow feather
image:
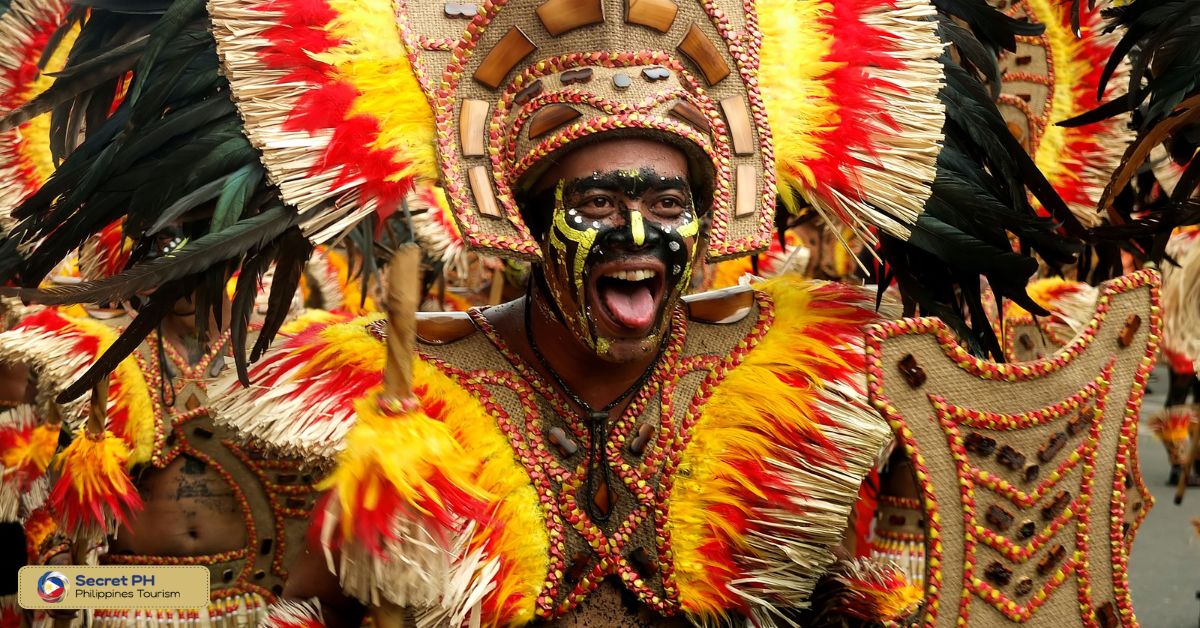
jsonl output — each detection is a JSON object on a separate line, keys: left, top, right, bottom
{"left": 15, "top": 23, "right": 80, "bottom": 183}
{"left": 62, "top": 435, "right": 130, "bottom": 497}
{"left": 318, "top": 0, "right": 438, "bottom": 183}
{"left": 1025, "top": 0, "right": 1094, "bottom": 200}
{"left": 0, "top": 424, "right": 57, "bottom": 473}
{"left": 414, "top": 360, "right": 547, "bottom": 625}
{"left": 670, "top": 277, "right": 866, "bottom": 616}
{"left": 323, "top": 358, "right": 547, "bottom": 622}
{"left": 758, "top": 0, "right": 838, "bottom": 212}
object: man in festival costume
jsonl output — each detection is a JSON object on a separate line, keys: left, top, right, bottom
{"left": 0, "top": 0, "right": 1110, "bottom": 625}
{"left": 158, "top": 0, "right": 1111, "bottom": 625}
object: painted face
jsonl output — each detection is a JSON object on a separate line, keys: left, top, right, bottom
{"left": 535, "top": 138, "right": 703, "bottom": 363}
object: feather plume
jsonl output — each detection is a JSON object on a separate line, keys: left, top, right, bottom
{"left": 49, "top": 429, "right": 142, "bottom": 540}
{"left": 0, "top": 406, "right": 58, "bottom": 522}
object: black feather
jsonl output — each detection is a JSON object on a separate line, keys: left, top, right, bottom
{"left": 56, "top": 280, "right": 189, "bottom": 403}
{"left": 230, "top": 243, "right": 277, "bottom": 385}
{"left": 250, "top": 228, "right": 313, "bottom": 362}
{"left": 2, "top": 207, "right": 298, "bottom": 305}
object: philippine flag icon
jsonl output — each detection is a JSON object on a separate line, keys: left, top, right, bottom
{"left": 36, "top": 571, "right": 68, "bottom": 603}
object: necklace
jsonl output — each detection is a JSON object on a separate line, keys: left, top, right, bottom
{"left": 523, "top": 296, "right": 670, "bottom": 522}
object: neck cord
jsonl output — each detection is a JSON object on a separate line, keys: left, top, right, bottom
{"left": 523, "top": 294, "right": 670, "bottom": 522}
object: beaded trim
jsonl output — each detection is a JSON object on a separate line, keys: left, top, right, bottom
{"left": 458, "top": 305, "right": 698, "bottom": 617}
{"left": 89, "top": 589, "right": 268, "bottom": 626}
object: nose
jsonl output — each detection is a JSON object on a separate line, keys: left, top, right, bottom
{"left": 597, "top": 212, "right": 661, "bottom": 253}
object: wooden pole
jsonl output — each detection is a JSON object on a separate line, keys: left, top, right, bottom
{"left": 373, "top": 243, "right": 422, "bottom": 627}
{"left": 380, "top": 244, "right": 422, "bottom": 403}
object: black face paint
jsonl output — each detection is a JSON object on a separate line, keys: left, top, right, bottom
{"left": 539, "top": 170, "right": 702, "bottom": 358}
{"left": 560, "top": 168, "right": 691, "bottom": 211}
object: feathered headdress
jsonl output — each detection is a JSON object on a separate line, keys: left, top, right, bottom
{"left": 1059, "top": 0, "right": 1200, "bottom": 261}
{"left": 0, "top": 0, "right": 1080, "bottom": 384}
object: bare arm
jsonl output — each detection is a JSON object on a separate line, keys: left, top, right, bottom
{"left": 282, "top": 544, "right": 369, "bottom": 628}
{"left": 0, "top": 362, "right": 30, "bottom": 405}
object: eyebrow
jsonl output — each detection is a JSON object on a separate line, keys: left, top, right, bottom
{"left": 562, "top": 168, "right": 690, "bottom": 199}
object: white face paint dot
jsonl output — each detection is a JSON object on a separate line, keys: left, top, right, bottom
{"left": 664, "top": 226, "right": 672, "bottom": 233}
{"left": 668, "top": 241, "right": 680, "bottom": 252}
{"left": 574, "top": 216, "right": 583, "bottom": 224}
{"left": 592, "top": 221, "right": 601, "bottom": 229}
{"left": 673, "top": 265, "right": 682, "bottom": 275}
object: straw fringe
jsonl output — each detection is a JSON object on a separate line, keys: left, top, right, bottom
{"left": 264, "top": 598, "right": 326, "bottom": 627}
{"left": 207, "top": 1, "right": 348, "bottom": 230}
{"left": 0, "top": 313, "right": 96, "bottom": 424}
{"left": 761, "top": 0, "right": 945, "bottom": 245}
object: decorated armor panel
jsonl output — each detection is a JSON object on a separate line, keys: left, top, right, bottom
{"left": 866, "top": 270, "right": 1159, "bottom": 626}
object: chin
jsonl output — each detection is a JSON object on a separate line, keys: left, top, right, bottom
{"left": 591, "top": 332, "right": 663, "bottom": 363}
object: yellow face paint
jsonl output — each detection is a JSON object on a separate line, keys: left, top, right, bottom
{"left": 630, "top": 210, "right": 646, "bottom": 246}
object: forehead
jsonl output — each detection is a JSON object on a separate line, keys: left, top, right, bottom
{"left": 547, "top": 137, "right": 690, "bottom": 184}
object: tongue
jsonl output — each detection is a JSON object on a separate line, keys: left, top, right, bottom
{"left": 601, "top": 282, "right": 656, "bottom": 330}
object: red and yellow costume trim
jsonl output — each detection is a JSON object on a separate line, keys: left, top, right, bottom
{"left": 0, "top": 406, "right": 56, "bottom": 522}
{"left": 0, "top": 309, "right": 154, "bottom": 535}
{"left": 761, "top": 0, "right": 943, "bottom": 242}
{"left": 669, "top": 279, "right": 887, "bottom": 620}
{"left": 207, "top": 0, "right": 436, "bottom": 242}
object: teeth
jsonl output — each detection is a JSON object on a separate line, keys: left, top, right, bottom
{"left": 603, "top": 269, "right": 658, "bottom": 282}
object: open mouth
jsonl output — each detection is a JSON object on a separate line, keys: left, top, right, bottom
{"left": 589, "top": 260, "right": 667, "bottom": 336}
